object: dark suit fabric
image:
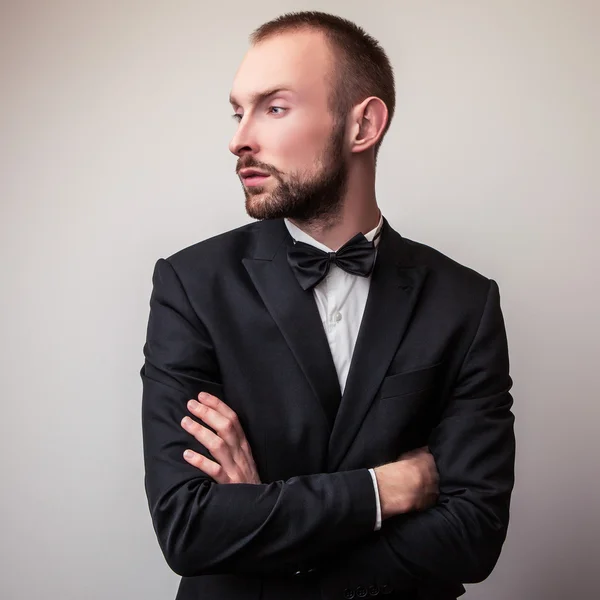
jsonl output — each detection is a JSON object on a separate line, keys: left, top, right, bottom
{"left": 140, "top": 217, "right": 515, "bottom": 600}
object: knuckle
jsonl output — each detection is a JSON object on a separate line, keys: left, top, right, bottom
{"left": 212, "top": 437, "right": 226, "bottom": 452}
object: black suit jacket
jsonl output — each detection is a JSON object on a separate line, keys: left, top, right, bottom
{"left": 140, "top": 217, "right": 515, "bottom": 600}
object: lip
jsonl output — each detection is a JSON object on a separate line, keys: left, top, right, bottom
{"left": 239, "top": 168, "right": 269, "bottom": 177}
{"left": 242, "top": 174, "right": 270, "bottom": 187}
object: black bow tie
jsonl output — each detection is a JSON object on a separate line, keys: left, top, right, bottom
{"left": 287, "top": 229, "right": 382, "bottom": 291}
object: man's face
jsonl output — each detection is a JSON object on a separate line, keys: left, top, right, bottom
{"left": 229, "top": 30, "right": 348, "bottom": 222}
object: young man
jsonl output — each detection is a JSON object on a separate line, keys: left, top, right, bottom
{"left": 141, "top": 11, "right": 515, "bottom": 600}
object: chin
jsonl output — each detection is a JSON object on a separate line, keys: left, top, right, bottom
{"left": 245, "top": 193, "right": 274, "bottom": 220}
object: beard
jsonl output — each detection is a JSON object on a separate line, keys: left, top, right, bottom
{"left": 238, "top": 123, "right": 348, "bottom": 225}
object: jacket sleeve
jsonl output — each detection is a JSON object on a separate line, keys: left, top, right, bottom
{"left": 318, "top": 279, "right": 516, "bottom": 598}
{"left": 140, "top": 258, "right": 377, "bottom": 578}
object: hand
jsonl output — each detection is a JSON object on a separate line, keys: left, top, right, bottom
{"left": 374, "top": 446, "right": 439, "bottom": 519}
{"left": 181, "top": 392, "right": 261, "bottom": 484}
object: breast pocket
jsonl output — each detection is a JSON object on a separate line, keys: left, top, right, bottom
{"left": 379, "top": 362, "right": 443, "bottom": 399}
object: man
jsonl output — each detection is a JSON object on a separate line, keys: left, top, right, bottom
{"left": 141, "top": 11, "right": 515, "bottom": 600}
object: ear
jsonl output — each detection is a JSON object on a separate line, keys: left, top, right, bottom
{"left": 348, "top": 96, "right": 389, "bottom": 154}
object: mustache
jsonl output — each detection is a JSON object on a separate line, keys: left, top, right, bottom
{"left": 235, "top": 157, "right": 282, "bottom": 177}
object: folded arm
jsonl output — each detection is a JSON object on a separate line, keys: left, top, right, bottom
{"left": 141, "top": 258, "right": 377, "bottom": 577}
{"left": 319, "top": 279, "right": 515, "bottom": 596}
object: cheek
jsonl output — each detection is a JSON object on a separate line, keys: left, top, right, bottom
{"left": 266, "top": 114, "right": 331, "bottom": 172}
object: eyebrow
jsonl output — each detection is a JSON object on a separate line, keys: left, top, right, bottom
{"left": 229, "top": 87, "right": 294, "bottom": 108}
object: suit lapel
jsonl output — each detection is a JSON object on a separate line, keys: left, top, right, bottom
{"left": 242, "top": 220, "right": 341, "bottom": 432}
{"left": 327, "top": 219, "right": 428, "bottom": 470}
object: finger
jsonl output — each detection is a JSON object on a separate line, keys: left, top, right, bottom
{"left": 196, "top": 394, "right": 253, "bottom": 458}
{"left": 185, "top": 402, "right": 255, "bottom": 479}
{"left": 182, "top": 449, "right": 226, "bottom": 483}
{"left": 181, "top": 416, "right": 239, "bottom": 476}
{"left": 197, "top": 393, "right": 246, "bottom": 439}
{"left": 187, "top": 399, "right": 238, "bottom": 446}
{"left": 197, "top": 392, "right": 237, "bottom": 420}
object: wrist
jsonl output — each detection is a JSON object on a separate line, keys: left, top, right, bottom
{"left": 374, "top": 465, "right": 395, "bottom": 520}
{"left": 374, "top": 463, "right": 411, "bottom": 519}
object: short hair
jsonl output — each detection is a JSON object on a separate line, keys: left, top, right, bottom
{"left": 250, "top": 11, "right": 396, "bottom": 159}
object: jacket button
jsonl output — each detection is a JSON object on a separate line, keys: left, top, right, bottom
{"left": 368, "top": 584, "right": 380, "bottom": 596}
{"left": 379, "top": 584, "right": 394, "bottom": 595}
{"left": 356, "top": 586, "right": 368, "bottom": 598}
{"left": 343, "top": 589, "right": 355, "bottom": 599}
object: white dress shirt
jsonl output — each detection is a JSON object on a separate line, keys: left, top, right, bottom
{"left": 284, "top": 214, "right": 384, "bottom": 531}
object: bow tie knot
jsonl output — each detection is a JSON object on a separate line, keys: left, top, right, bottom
{"left": 287, "top": 229, "right": 381, "bottom": 291}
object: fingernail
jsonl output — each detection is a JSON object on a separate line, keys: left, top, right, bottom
{"left": 198, "top": 392, "right": 208, "bottom": 401}
{"left": 188, "top": 399, "right": 199, "bottom": 409}
{"left": 184, "top": 450, "right": 193, "bottom": 458}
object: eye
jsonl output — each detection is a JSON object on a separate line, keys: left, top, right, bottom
{"left": 268, "top": 106, "right": 286, "bottom": 116}
{"left": 231, "top": 113, "right": 242, "bottom": 122}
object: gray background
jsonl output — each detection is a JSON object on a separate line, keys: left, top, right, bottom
{"left": 1, "top": 1, "right": 598, "bottom": 598}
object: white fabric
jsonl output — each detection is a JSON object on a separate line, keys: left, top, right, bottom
{"left": 284, "top": 214, "right": 384, "bottom": 531}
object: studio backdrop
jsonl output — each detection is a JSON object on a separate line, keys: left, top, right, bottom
{"left": 1, "top": 1, "right": 598, "bottom": 599}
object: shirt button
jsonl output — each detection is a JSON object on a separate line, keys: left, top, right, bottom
{"left": 334, "top": 311, "right": 342, "bottom": 322}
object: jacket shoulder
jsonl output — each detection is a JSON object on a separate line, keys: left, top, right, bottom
{"left": 401, "top": 236, "right": 494, "bottom": 305}
{"left": 406, "top": 237, "right": 489, "bottom": 280}
{"left": 164, "top": 220, "right": 262, "bottom": 272}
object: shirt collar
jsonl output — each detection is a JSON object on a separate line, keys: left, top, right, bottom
{"left": 284, "top": 212, "right": 384, "bottom": 252}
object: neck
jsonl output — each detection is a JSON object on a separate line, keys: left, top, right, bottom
{"left": 287, "top": 158, "right": 380, "bottom": 250}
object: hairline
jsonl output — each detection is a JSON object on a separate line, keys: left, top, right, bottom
{"left": 250, "top": 26, "right": 354, "bottom": 113}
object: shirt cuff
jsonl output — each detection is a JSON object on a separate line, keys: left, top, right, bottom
{"left": 368, "top": 468, "right": 382, "bottom": 531}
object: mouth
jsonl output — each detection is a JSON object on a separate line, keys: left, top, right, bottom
{"left": 239, "top": 168, "right": 271, "bottom": 187}
{"left": 243, "top": 175, "right": 270, "bottom": 187}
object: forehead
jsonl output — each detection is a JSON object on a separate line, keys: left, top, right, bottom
{"left": 230, "top": 30, "right": 334, "bottom": 104}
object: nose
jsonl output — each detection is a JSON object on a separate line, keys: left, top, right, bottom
{"left": 229, "top": 117, "right": 258, "bottom": 157}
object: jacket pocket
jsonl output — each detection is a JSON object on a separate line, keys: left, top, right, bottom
{"left": 379, "top": 363, "right": 443, "bottom": 399}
